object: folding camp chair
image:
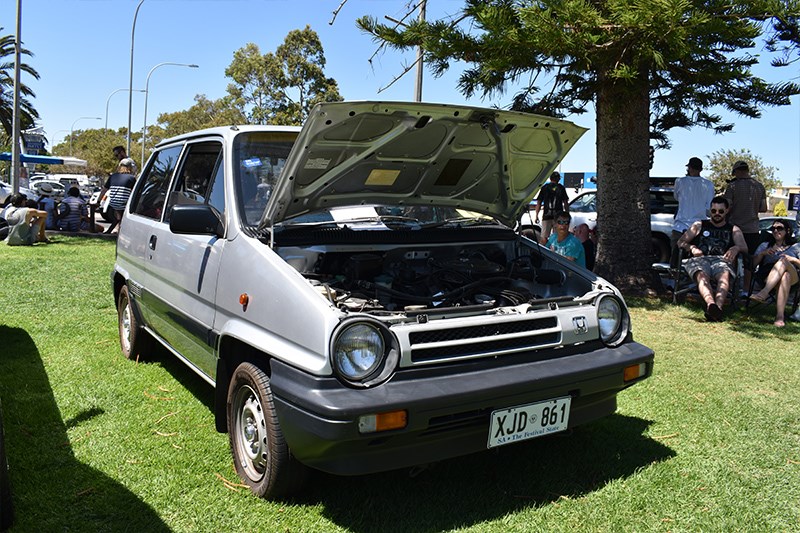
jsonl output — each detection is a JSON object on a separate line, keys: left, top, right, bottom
{"left": 671, "top": 249, "right": 744, "bottom": 311}
{"left": 744, "top": 260, "right": 800, "bottom": 315}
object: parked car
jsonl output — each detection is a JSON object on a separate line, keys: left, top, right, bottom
{"left": 112, "top": 101, "right": 654, "bottom": 499}
{"left": 29, "top": 179, "right": 66, "bottom": 201}
{"left": 757, "top": 216, "right": 800, "bottom": 241}
{"left": 568, "top": 188, "right": 678, "bottom": 263}
{"left": 0, "top": 399, "right": 12, "bottom": 531}
{"left": 0, "top": 181, "right": 36, "bottom": 206}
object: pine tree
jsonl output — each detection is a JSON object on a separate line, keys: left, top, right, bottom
{"left": 358, "top": 0, "right": 800, "bottom": 291}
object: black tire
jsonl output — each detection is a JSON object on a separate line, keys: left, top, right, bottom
{"left": 227, "top": 363, "right": 307, "bottom": 499}
{"left": 117, "top": 285, "right": 153, "bottom": 361}
{"left": 0, "top": 401, "right": 13, "bottom": 532}
{"left": 652, "top": 235, "right": 670, "bottom": 264}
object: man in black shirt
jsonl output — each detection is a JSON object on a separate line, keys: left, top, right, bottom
{"left": 677, "top": 196, "right": 747, "bottom": 321}
{"left": 534, "top": 172, "right": 570, "bottom": 243}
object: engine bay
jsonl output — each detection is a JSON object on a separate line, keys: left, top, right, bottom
{"left": 277, "top": 238, "right": 594, "bottom": 316}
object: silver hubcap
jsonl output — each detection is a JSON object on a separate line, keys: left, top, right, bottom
{"left": 234, "top": 385, "right": 267, "bottom": 481}
{"left": 120, "top": 299, "right": 132, "bottom": 353}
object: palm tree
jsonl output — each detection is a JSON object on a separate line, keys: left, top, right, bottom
{"left": 0, "top": 29, "right": 40, "bottom": 137}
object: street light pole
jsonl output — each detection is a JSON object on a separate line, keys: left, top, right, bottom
{"left": 127, "top": 0, "right": 145, "bottom": 155}
{"left": 70, "top": 117, "right": 101, "bottom": 156}
{"left": 106, "top": 88, "right": 145, "bottom": 130}
{"left": 141, "top": 62, "right": 198, "bottom": 168}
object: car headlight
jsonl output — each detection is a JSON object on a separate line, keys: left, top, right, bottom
{"left": 597, "top": 294, "right": 630, "bottom": 347}
{"left": 332, "top": 322, "right": 387, "bottom": 383}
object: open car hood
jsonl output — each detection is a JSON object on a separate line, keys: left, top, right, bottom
{"left": 261, "top": 101, "right": 587, "bottom": 228}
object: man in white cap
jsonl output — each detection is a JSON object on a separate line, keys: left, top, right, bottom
{"left": 36, "top": 182, "right": 57, "bottom": 229}
{"left": 671, "top": 156, "right": 714, "bottom": 267}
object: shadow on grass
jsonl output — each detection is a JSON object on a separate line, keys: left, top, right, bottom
{"left": 0, "top": 326, "right": 169, "bottom": 532}
{"left": 140, "top": 339, "right": 674, "bottom": 532}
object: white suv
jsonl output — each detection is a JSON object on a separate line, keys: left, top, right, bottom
{"left": 112, "top": 101, "right": 654, "bottom": 499}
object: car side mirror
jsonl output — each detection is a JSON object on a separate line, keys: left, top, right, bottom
{"left": 169, "top": 204, "right": 224, "bottom": 237}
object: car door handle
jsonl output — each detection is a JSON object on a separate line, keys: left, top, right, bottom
{"left": 149, "top": 234, "right": 157, "bottom": 250}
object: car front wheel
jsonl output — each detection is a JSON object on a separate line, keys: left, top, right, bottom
{"left": 227, "top": 362, "right": 307, "bottom": 499}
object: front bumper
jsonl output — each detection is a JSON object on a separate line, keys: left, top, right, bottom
{"left": 269, "top": 340, "right": 653, "bottom": 475}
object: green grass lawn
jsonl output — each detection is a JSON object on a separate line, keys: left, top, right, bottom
{"left": 0, "top": 237, "right": 798, "bottom": 532}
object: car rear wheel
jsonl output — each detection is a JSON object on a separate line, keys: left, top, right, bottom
{"left": 117, "top": 285, "right": 153, "bottom": 361}
{"left": 227, "top": 362, "right": 307, "bottom": 499}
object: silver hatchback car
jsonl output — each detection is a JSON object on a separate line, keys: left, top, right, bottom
{"left": 113, "top": 101, "right": 654, "bottom": 498}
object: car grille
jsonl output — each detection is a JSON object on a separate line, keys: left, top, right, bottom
{"left": 408, "top": 316, "right": 559, "bottom": 363}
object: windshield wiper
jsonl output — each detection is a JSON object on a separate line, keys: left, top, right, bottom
{"left": 421, "top": 216, "right": 501, "bottom": 229}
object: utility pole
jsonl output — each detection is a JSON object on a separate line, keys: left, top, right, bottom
{"left": 414, "top": 0, "right": 426, "bottom": 102}
{"left": 11, "top": 0, "right": 22, "bottom": 192}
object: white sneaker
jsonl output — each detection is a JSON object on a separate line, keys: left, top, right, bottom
{"left": 790, "top": 309, "right": 800, "bottom": 322}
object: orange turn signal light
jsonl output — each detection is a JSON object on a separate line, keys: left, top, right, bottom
{"left": 239, "top": 293, "right": 249, "bottom": 311}
{"left": 623, "top": 363, "right": 646, "bottom": 382}
{"left": 358, "top": 410, "right": 408, "bottom": 434}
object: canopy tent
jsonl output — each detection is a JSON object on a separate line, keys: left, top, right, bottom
{"left": 0, "top": 152, "right": 87, "bottom": 166}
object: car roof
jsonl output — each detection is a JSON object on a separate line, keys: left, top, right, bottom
{"left": 155, "top": 124, "right": 302, "bottom": 148}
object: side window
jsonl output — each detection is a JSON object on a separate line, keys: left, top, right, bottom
{"left": 131, "top": 145, "right": 182, "bottom": 220}
{"left": 164, "top": 141, "right": 224, "bottom": 222}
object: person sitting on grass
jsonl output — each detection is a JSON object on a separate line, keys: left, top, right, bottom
{"left": 677, "top": 196, "right": 747, "bottom": 322}
{"left": 56, "top": 186, "right": 102, "bottom": 233}
{"left": 3, "top": 193, "right": 48, "bottom": 245}
{"left": 748, "top": 221, "right": 800, "bottom": 327}
{"left": 545, "top": 211, "right": 586, "bottom": 268}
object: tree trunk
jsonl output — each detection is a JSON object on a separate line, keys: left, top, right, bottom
{"left": 593, "top": 76, "right": 657, "bottom": 294}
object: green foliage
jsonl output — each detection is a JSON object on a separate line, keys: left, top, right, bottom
{"left": 147, "top": 94, "right": 246, "bottom": 156}
{"left": 358, "top": 1, "right": 800, "bottom": 291}
{"left": 774, "top": 200, "right": 788, "bottom": 216}
{"left": 49, "top": 128, "right": 135, "bottom": 177}
{"left": 358, "top": 0, "right": 800, "bottom": 143}
{"left": 225, "top": 26, "right": 343, "bottom": 125}
{"left": 1, "top": 242, "right": 799, "bottom": 531}
{"left": 0, "top": 28, "right": 39, "bottom": 136}
{"left": 707, "top": 148, "right": 781, "bottom": 193}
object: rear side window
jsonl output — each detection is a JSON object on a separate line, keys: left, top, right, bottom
{"left": 131, "top": 145, "right": 182, "bottom": 220}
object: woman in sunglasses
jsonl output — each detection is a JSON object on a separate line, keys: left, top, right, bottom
{"left": 749, "top": 220, "right": 800, "bottom": 326}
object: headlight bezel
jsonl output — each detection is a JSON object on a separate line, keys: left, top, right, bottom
{"left": 330, "top": 319, "right": 398, "bottom": 388}
{"left": 596, "top": 294, "right": 630, "bottom": 347}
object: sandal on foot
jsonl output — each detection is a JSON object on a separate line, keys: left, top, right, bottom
{"left": 749, "top": 293, "right": 768, "bottom": 303}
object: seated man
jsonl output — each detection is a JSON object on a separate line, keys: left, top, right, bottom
{"left": 545, "top": 211, "right": 586, "bottom": 268}
{"left": 57, "top": 186, "right": 99, "bottom": 232}
{"left": 677, "top": 196, "right": 747, "bottom": 321}
{"left": 3, "top": 193, "right": 48, "bottom": 245}
{"left": 572, "top": 223, "right": 595, "bottom": 270}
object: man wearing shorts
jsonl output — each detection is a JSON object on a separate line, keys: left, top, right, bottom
{"left": 677, "top": 196, "right": 748, "bottom": 321}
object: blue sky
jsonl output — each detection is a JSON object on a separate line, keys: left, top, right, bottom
{"left": 3, "top": 0, "right": 799, "bottom": 185}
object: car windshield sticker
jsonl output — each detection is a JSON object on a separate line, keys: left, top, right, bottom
{"left": 243, "top": 158, "right": 262, "bottom": 168}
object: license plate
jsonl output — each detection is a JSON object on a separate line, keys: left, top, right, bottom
{"left": 487, "top": 396, "right": 571, "bottom": 448}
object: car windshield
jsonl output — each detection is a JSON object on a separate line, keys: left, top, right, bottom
{"left": 233, "top": 131, "right": 298, "bottom": 226}
{"left": 570, "top": 192, "right": 596, "bottom": 212}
